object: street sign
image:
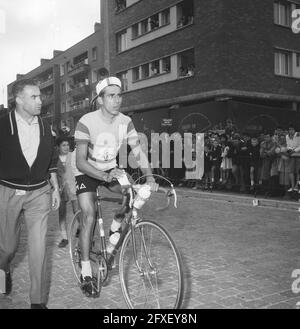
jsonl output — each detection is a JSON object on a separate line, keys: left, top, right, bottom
{"left": 161, "top": 118, "right": 173, "bottom": 127}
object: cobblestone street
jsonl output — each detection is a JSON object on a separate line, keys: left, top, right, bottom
{"left": 0, "top": 188, "right": 299, "bottom": 309}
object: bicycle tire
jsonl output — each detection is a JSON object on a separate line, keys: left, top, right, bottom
{"left": 69, "top": 210, "right": 83, "bottom": 284}
{"left": 119, "top": 220, "right": 184, "bottom": 309}
{"left": 69, "top": 210, "right": 108, "bottom": 284}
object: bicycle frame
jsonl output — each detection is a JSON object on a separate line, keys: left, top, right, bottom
{"left": 69, "top": 173, "right": 182, "bottom": 308}
{"left": 93, "top": 183, "right": 162, "bottom": 274}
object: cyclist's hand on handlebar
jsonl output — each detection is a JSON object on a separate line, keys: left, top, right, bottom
{"left": 146, "top": 177, "right": 159, "bottom": 192}
{"left": 109, "top": 168, "right": 124, "bottom": 180}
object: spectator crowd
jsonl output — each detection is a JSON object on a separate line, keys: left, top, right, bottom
{"left": 56, "top": 118, "right": 300, "bottom": 202}
{"left": 176, "top": 120, "right": 300, "bottom": 200}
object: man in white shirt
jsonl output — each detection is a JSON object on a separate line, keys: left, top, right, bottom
{"left": 0, "top": 79, "right": 60, "bottom": 309}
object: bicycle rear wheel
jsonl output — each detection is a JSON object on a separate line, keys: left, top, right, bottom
{"left": 119, "top": 220, "right": 183, "bottom": 309}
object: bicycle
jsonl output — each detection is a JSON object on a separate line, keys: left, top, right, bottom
{"left": 68, "top": 174, "right": 184, "bottom": 309}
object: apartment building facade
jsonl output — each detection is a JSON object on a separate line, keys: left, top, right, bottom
{"left": 107, "top": 0, "right": 300, "bottom": 135}
{"left": 7, "top": 23, "right": 107, "bottom": 133}
{"left": 7, "top": 0, "right": 300, "bottom": 136}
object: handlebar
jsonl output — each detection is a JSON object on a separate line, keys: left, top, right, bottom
{"left": 112, "top": 172, "right": 178, "bottom": 215}
{"left": 130, "top": 184, "right": 177, "bottom": 211}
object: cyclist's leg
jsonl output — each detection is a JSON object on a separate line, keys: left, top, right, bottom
{"left": 77, "top": 192, "right": 96, "bottom": 264}
{"left": 75, "top": 174, "right": 99, "bottom": 297}
{"left": 105, "top": 181, "right": 127, "bottom": 256}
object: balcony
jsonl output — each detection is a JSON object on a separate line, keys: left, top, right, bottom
{"left": 42, "top": 94, "right": 54, "bottom": 106}
{"left": 67, "top": 60, "right": 90, "bottom": 77}
{"left": 39, "top": 77, "right": 54, "bottom": 90}
{"left": 70, "top": 99, "right": 90, "bottom": 112}
{"left": 68, "top": 99, "right": 90, "bottom": 116}
{"left": 68, "top": 83, "right": 90, "bottom": 98}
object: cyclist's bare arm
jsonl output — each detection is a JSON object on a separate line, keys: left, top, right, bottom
{"left": 76, "top": 143, "right": 112, "bottom": 182}
{"left": 130, "top": 143, "right": 158, "bottom": 191}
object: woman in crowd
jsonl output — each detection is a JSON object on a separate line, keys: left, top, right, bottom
{"left": 56, "top": 136, "right": 79, "bottom": 248}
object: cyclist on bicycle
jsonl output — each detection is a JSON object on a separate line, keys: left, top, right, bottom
{"left": 74, "top": 77, "right": 158, "bottom": 297}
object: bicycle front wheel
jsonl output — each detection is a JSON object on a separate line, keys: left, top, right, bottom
{"left": 119, "top": 220, "right": 183, "bottom": 309}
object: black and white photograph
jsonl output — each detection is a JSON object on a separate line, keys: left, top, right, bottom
{"left": 0, "top": 0, "right": 300, "bottom": 315}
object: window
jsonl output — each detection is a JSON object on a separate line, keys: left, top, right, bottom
{"left": 149, "top": 14, "right": 159, "bottom": 31}
{"left": 115, "top": 0, "right": 140, "bottom": 12}
{"left": 60, "top": 64, "right": 65, "bottom": 76}
{"left": 141, "top": 18, "right": 149, "bottom": 34}
{"left": 66, "top": 61, "right": 72, "bottom": 73}
{"left": 177, "top": 0, "right": 194, "bottom": 28}
{"left": 129, "top": 7, "right": 171, "bottom": 40}
{"left": 274, "top": 1, "right": 292, "bottom": 26}
{"left": 274, "top": 51, "right": 292, "bottom": 76}
{"left": 132, "top": 23, "right": 139, "bottom": 39}
{"left": 92, "top": 47, "right": 97, "bottom": 61}
{"left": 117, "top": 71, "right": 129, "bottom": 91}
{"left": 141, "top": 64, "right": 150, "bottom": 79}
{"left": 178, "top": 49, "right": 195, "bottom": 77}
{"left": 132, "top": 67, "right": 140, "bottom": 82}
{"left": 150, "top": 60, "right": 160, "bottom": 76}
{"left": 115, "top": 0, "right": 126, "bottom": 12}
{"left": 162, "top": 56, "right": 171, "bottom": 73}
{"left": 73, "top": 51, "right": 88, "bottom": 66}
{"left": 161, "top": 8, "right": 170, "bottom": 26}
{"left": 61, "top": 83, "right": 65, "bottom": 95}
{"left": 92, "top": 70, "right": 98, "bottom": 83}
{"left": 116, "top": 30, "right": 127, "bottom": 52}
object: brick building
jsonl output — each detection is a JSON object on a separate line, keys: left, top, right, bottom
{"left": 6, "top": 0, "right": 300, "bottom": 136}
{"left": 106, "top": 0, "right": 300, "bottom": 135}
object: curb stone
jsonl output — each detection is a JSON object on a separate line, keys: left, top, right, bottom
{"left": 176, "top": 188, "right": 299, "bottom": 212}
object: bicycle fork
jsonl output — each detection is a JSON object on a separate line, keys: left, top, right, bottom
{"left": 130, "top": 210, "right": 156, "bottom": 275}
{"left": 130, "top": 212, "right": 160, "bottom": 308}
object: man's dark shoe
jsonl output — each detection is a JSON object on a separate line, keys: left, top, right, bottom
{"left": 80, "top": 275, "right": 99, "bottom": 298}
{"left": 31, "top": 303, "right": 48, "bottom": 309}
{"left": 3, "top": 271, "right": 12, "bottom": 295}
{"left": 58, "top": 239, "right": 68, "bottom": 248}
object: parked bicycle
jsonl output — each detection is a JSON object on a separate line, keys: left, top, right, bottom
{"left": 68, "top": 174, "right": 183, "bottom": 309}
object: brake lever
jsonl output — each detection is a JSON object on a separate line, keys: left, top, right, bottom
{"left": 170, "top": 187, "right": 177, "bottom": 208}
{"left": 155, "top": 186, "right": 177, "bottom": 211}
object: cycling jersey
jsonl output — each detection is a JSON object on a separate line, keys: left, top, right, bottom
{"left": 74, "top": 110, "right": 139, "bottom": 171}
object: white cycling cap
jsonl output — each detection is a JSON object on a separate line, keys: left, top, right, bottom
{"left": 96, "top": 76, "right": 122, "bottom": 95}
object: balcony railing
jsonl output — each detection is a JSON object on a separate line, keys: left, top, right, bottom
{"left": 39, "top": 77, "right": 54, "bottom": 89}
{"left": 68, "top": 60, "right": 89, "bottom": 77}
{"left": 69, "top": 99, "right": 90, "bottom": 112}
{"left": 42, "top": 94, "right": 54, "bottom": 106}
{"left": 68, "top": 83, "right": 90, "bottom": 98}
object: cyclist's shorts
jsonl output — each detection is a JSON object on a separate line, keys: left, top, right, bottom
{"left": 75, "top": 173, "right": 120, "bottom": 195}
